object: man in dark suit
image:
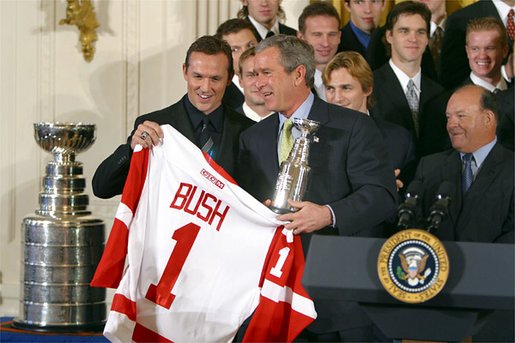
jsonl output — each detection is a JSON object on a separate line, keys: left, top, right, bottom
{"left": 238, "top": 35, "right": 397, "bottom": 342}
{"left": 337, "top": 0, "right": 386, "bottom": 57}
{"left": 237, "top": 0, "right": 296, "bottom": 41}
{"left": 422, "top": 16, "right": 510, "bottom": 156}
{"left": 297, "top": 2, "right": 342, "bottom": 101}
{"left": 370, "top": 1, "right": 443, "bottom": 157}
{"left": 414, "top": 83, "right": 514, "bottom": 343}
{"left": 323, "top": 50, "right": 416, "bottom": 190}
{"left": 92, "top": 36, "right": 254, "bottom": 199}
{"left": 413, "top": 84, "right": 513, "bottom": 243}
{"left": 439, "top": 0, "right": 514, "bottom": 90}
{"left": 367, "top": 0, "right": 447, "bottom": 81}
{"left": 215, "top": 19, "right": 259, "bottom": 111}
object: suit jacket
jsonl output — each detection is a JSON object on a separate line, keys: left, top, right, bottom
{"left": 237, "top": 97, "right": 397, "bottom": 333}
{"left": 337, "top": 23, "right": 367, "bottom": 57}
{"left": 413, "top": 143, "right": 514, "bottom": 243}
{"left": 439, "top": 0, "right": 512, "bottom": 90}
{"left": 374, "top": 118, "right": 416, "bottom": 171}
{"left": 370, "top": 63, "right": 444, "bottom": 156}
{"left": 222, "top": 81, "right": 244, "bottom": 111}
{"left": 367, "top": 25, "right": 438, "bottom": 81}
{"left": 92, "top": 95, "right": 253, "bottom": 199}
{"left": 495, "top": 87, "right": 514, "bottom": 151}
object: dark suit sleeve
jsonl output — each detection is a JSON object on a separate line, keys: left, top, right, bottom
{"left": 92, "top": 118, "right": 143, "bottom": 199}
{"left": 329, "top": 116, "right": 399, "bottom": 236}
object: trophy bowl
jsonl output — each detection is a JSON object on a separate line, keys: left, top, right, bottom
{"left": 34, "top": 122, "right": 96, "bottom": 156}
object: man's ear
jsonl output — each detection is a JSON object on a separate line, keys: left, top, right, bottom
{"left": 483, "top": 109, "right": 496, "bottom": 127}
{"left": 385, "top": 30, "right": 393, "bottom": 45}
{"left": 182, "top": 63, "right": 188, "bottom": 80}
{"left": 294, "top": 64, "right": 307, "bottom": 86}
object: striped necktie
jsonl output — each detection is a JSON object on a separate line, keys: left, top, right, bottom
{"left": 462, "top": 153, "right": 474, "bottom": 194}
{"left": 406, "top": 79, "right": 420, "bottom": 137}
{"left": 199, "top": 117, "right": 215, "bottom": 158}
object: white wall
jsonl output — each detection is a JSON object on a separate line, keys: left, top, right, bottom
{"left": 0, "top": 0, "right": 307, "bottom": 318}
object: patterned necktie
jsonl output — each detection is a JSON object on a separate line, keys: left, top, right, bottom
{"left": 406, "top": 79, "right": 420, "bottom": 137}
{"left": 266, "top": 30, "right": 275, "bottom": 38}
{"left": 462, "top": 153, "right": 474, "bottom": 194}
{"left": 430, "top": 26, "right": 443, "bottom": 69}
{"left": 507, "top": 9, "right": 515, "bottom": 41}
{"left": 199, "top": 116, "right": 215, "bottom": 158}
{"left": 279, "top": 119, "right": 294, "bottom": 165}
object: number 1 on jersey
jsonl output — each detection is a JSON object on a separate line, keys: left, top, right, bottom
{"left": 146, "top": 222, "right": 201, "bottom": 309}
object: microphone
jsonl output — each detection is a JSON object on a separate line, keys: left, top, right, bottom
{"left": 397, "top": 180, "right": 423, "bottom": 230}
{"left": 426, "top": 181, "right": 455, "bottom": 232}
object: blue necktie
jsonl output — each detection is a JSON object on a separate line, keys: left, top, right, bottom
{"left": 462, "top": 153, "right": 474, "bottom": 194}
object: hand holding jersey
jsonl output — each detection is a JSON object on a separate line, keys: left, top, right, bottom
{"left": 130, "top": 120, "right": 164, "bottom": 150}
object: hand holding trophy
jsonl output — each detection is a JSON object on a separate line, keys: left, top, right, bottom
{"left": 270, "top": 118, "right": 320, "bottom": 214}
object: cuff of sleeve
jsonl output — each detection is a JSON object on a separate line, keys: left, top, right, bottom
{"left": 324, "top": 204, "right": 336, "bottom": 228}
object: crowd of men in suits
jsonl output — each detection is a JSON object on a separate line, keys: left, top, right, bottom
{"left": 92, "top": 0, "right": 514, "bottom": 341}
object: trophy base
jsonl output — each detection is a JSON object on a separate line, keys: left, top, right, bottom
{"left": 11, "top": 318, "right": 105, "bottom": 333}
{"left": 269, "top": 206, "right": 294, "bottom": 214}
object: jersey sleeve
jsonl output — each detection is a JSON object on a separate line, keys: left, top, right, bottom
{"left": 243, "top": 227, "right": 317, "bottom": 342}
{"left": 90, "top": 145, "right": 150, "bottom": 288}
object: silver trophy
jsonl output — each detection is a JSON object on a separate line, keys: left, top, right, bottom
{"left": 270, "top": 118, "right": 320, "bottom": 214}
{"left": 13, "top": 123, "right": 106, "bottom": 332}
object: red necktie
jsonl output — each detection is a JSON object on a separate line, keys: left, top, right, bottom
{"left": 508, "top": 9, "right": 515, "bottom": 41}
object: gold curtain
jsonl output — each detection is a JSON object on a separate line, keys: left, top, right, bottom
{"left": 321, "top": 0, "right": 479, "bottom": 27}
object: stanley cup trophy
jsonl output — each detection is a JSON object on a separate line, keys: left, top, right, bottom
{"left": 270, "top": 118, "right": 320, "bottom": 214}
{"left": 13, "top": 123, "right": 106, "bottom": 332}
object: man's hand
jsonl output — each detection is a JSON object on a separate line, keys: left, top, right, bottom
{"left": 395, "top": 168, "right": 404, "bottom": 191}
{"left": 277, "top": 200, "right": 333, "bottom": 235}
{"left": 130, "top": 121, "right": 164, "bottom": 150}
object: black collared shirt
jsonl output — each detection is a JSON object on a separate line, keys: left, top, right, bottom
{"left": 183, "top": 96, "right": 224, "bottom": 151}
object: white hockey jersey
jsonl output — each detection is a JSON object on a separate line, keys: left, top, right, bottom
{"left": 91, "top": 124, "right": 317, "bottom": 342}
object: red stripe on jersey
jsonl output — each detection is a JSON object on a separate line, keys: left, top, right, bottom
{"left": 133, "top": 322, "right": 174, "bottom": 343}
{"left": 111, "top": 294, "right": 136, "bottom": 321}
{"left": 91, "top": 147, "right": 150, "bottom": 289}
{"left": 121, "top": 146, "right": 150, "bottom": 213}
{"left": 90, "top": 218, "right": 129, "bottom": 288}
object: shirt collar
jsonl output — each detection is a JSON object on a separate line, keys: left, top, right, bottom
{"left": 492, "top": 0, "right": 515, "bottom": 26}
{"left": 232, "top": 75, "right": 244, "bottom": 93}
{"left": 242, "top": 102, "right": 273, "bottom": 122}
{"left": 314, "top": 69, "right": 326, "bottom": 101}
{"left": 248, "top": 15, "right": 279, "bottom": 40}
{"left": 183, "top": 95, "right": 224, "bottom": 132}
{"left": 389, "top": 59, "right": 422, "bottom": 93}
{"left": 460, "top": 138, "right": 497, "bottom": 169}
{"left": 278, "top": 92, "right": 314, "bottom": 134}
{"left": 349, "top": 20, "right": 371, "bottom": 49}
{"left": 430, "top": 19, "right": 446, "bottom": 36}
{"left": 469, "top": 72, "right": 508, "bottom": 92}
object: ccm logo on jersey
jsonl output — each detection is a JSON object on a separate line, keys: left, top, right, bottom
{"left": 200, "top": 169, "right": 225, "bottom": 189}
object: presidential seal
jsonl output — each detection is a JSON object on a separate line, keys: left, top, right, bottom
{"left": 377, "top": 229, "right": 449, "bottom": 303}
